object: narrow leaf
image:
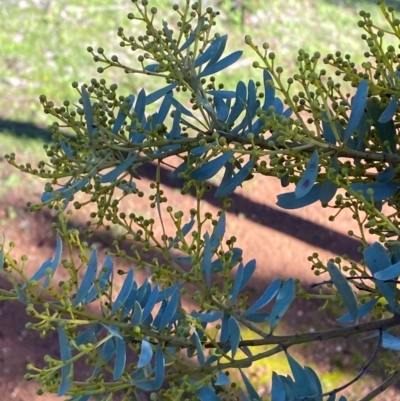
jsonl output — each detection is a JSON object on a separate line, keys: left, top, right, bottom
{"left": 366, "top": 98, "right": 396, "bottom": 152}
{"left": 295, "top": 150, "right": 319, "bottom": 199}
{"left": 207, "top": 90, "right": 236, "bottom": 99}
{"left": 195, "top": 35, "right": 226, "bottom": 67}
{"left": 304, "top": 366, "right": 323, "bottom": 398}
{"left": 73, "top": 248, "right": 98, "bottom": 306}
{"left": 377, "top": 165, "right": 395, "bottom": 183}
{"left": 271, "top": 372, "right": 286, "bottom": 401}
{"left": 162, "top": 20, "right": 176, "bottom": 51}
{"left": 111, "top": 269, "right": 134, "bottom": 313}
{"left": 131, "top": 376, "right": 157, "bottom": 392}
{"left": 100, "top": 152, "right": 137, "bottom": 183}
{"left": 134, "top": 88, "right": 146, "bottom": 122}
{"left": 57, "top": 326, "right": 73, "bottom": 396}
{"left": 228, "top": 317, "right": 240, "bottom": 358}
{"left": 137, "top": 278, "right": 151, "bottom": 307}
{"left": 350, "top": 182, "right": 400, "bottom": 202}
{"left": 319, "top": 178, "right": 337, "bottom": 205}
{"left": 131, "top": 300, "right": 143, "bottom": 326}
{"left": 201, "top": 233, "right": 212, "bottom": 286}
{"left": 154, "top": 92, "right": 172, "bottom": 125}
{"left": 179, "top": 32, "right": 196, "bottom": 51}
{"left": 94, "top": 337, "right": 115, "bottom": 376}
{"left": 50, "top": 234, "right": 62, "bottom": 273}
{"left": 287, "top": 354, "right": 311, "bottom": 396}
{"left": 273, "top": 97, "right": 284, "bottom": 114}
{"left": 337, "top": 298, "right": 377, "bottom": 323}
{"left": 27, "top": 246, "right": 60, "bottom": 289}
{"left": 214, "top": 95, "right": 229, "bottom": 121}
{"left": 191, "top": 144, "right": 211, "bottom": 157}
{"left": 196, "top": 96, "right": 216, "bottom": 115}
{"left": 327, "top": 261, "right": 358, "bottom": 322}
{"left": 156, "top": 283, "right": 182, "bottom": 303}
{"left": 226, "top": 81, "right": 247, "bottom": 125}
{"left": 191, "top": 329, "right": 205, "bottom": 366}
{"left": 113, "top": 95, "right": 135, "bottom": 134}
{"left": 230, "top": 262, "right": 245, "bottom": 304}
{"left": 207, "top": 34, "right": 228, "bottom": 66}
{"left": 168, "top": 96, "right": 195, "bottom": 117}
{"left": 215, "top": 159, "right": 255, "bottom": 197}
{"left": 120, "top": 286, "right": 138, "bottom": 317}
{"left": 321, "top": 109, "right": 338, "bottom": 144}
{"left": 22, "top": 258, "right": 52, "bottom": 290}
{"left": 240, "top": 369, "right": 262, "bottom": 400}
{"left": 374, "top": 260, "right": 400, "bottom": 280}
{"left": 138, "top": 339, "right": 153, "bottom": 368}
{"left": 158, "top": 288, "right": 180, "bottom": 329}
{"left": 244, "top": 312, "right": 270, "bottom": 323}
{"left": 344, "top": 80, "right": 368, "bottom": 142}
{"left": 215, "top": 371, "right": 230, "bottom": 386}
{"left": 152, "top": 299, "right": 168, "bottom": 329}
{"left": 245, "top": 278, "right": 281, "bottom": 315}
{"left": 247, "top": 79, "right": 257, "bottom": 121}
{"left": 364, "top": 242, "right": 396, "bottom": 308}
{"left": 166, "top": 109, "right": 182, "bottom": 140}
{"left": 145, "top": 82, "right": 178, "bottom": 105}
{"left": 142, "top": 284, "right": 160, "bottom": 321}
{"left": 210, "top": 212, "right": 226, "bottom": 249}
{"left": 154, "top": 344, "right": 165, "bottom": 389}
{"left": 75, "top": 324, "right": 101, "bottom": 346}
{"left": 379, "top": 96, "right": 397, "bottom": 123}
{"left": 113, "top": 337, "right": 126, "bottom": 380}
{"left": 262, "top": 69, "right": 275, "bottom": 110}
{"left": 191, "top": 152, "right": 233, "bottom": 180}
{"left": 364, "top": 242, "right": 392, "bottom": 274}
{"left": 81, "top": 86, "right": 94, "bottom": 136}
{"left": 276, "top": 184, "right": 321, "bottom": 209}
{"left": 197, "top": 387, "right": 222, "bottom": 401}
{"left": 190, "top": 311, "right": 223, "bottom": 323}
{"left": 270, "top": 279, "right": 295, "bottom": 332}
{"left": 240, "top": 259, "right": 256, "bottom": 292}
{"left": 170, "top": 215, "right": 195, "bottom": 248}
{"left": 84, "top": 255, "right": 113, "bottom": 304}
{"left": 220, "top": 313, "right": 230, "bottom": 342}
{"left": 144, "top": 63, "right": 160, "bottom": 72}
{"left": 101, "top": 325, "right": 123, "bottom": 339}
{"left": 382, "top": 331, "right": 400, "bottom": 350}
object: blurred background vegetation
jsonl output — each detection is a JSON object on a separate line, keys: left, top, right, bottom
{"left": 2, "top": 1, "right": 400, "bottom": 400}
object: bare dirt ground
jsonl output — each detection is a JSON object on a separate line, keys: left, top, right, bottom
{"left": 1, "top": 145, "right": 399, "bottom": 400}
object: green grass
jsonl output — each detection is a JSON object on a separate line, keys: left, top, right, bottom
{"left": 0, "top": 131, "right": 46, "bottom": 199}
{"left": 0, "top": 0, "right": 397, "bottom": 130}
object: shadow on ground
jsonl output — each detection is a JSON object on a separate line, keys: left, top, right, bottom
{"left": 0, "top": 118, "right": 54, "bottom": 142}
{"left": 0, "top": 118, "right": 362, "bottom": 260}
{"left": 0, "top": 118, "right": 397, "bottom": 400}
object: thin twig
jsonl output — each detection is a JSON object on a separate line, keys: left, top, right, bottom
{"left": 311, "top": 275, "right": 400, "bottom": 288}
{"left": 359, "top": 369, "right": 400, "bottom": 401}
{"left": 285, "top": 330, "right": 382, "bottom": 400}
{"left": 132, "top": 316, "right": 400, "bottom": 350}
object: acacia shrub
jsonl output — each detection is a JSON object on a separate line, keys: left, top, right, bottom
{"left": 2, "top": 0, "right": 400, "bottom": 400}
